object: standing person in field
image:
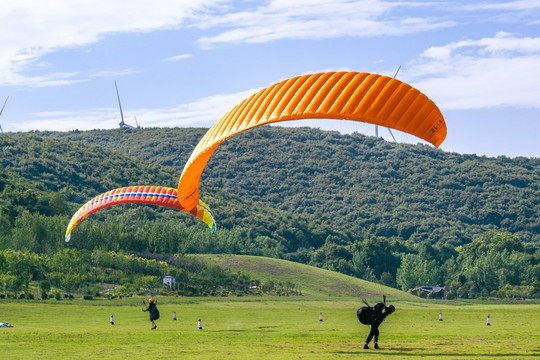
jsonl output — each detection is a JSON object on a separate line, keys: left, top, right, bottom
{"left": 356, "top": 297, "right": 395, "bottom": 349}
{"left": 143, "top": 298, "right": 160, "bottom": 329}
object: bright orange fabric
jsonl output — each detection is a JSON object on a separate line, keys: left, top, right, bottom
{"left": 178, "top": 72, "right": 446, "bottom": 210}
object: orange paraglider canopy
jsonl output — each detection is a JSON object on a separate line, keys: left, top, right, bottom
{"left": 177, "top": 71, "right": 446, "bottom": 210}
{"left": 64, "top": 186, "right": 215, "bottom": 241}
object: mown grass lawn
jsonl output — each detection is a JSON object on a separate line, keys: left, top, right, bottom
{"left": 0, "top": 297, "right": 538, "bottom": 359}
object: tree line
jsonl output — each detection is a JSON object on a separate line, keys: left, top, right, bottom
{"left": 0, "top": 248, "right": 297, "bottom": 299}
{"left": 40, "top": 126, "right": 539, "bottom": 246}
{"left": 1, "top": 129, "right": 538, "bottom": 298}
{"left": 1, "top": 210, "right": 537, "bottom": 299}
{"left": 306, "top": 231, "right": 538, "bottom": 299}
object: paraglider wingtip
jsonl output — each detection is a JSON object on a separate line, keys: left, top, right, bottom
{"left": 65, "top": 234, "right": 71, "bottom": 242}
{"left": 197, "top": 199, "right": 216, "bottom": 233}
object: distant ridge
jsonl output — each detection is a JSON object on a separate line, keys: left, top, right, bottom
{"left": 34, "top": 126, "right": 540, "bottom": 246}
{"left": 193, "top": 254, "right": 416, "bottom": 300}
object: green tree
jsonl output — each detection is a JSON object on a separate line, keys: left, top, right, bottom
{"left": 396, "top": 254, "right": 441, "bottom": 291}
{"left": 39, "top": 280, "right": 51, "bottom": 300}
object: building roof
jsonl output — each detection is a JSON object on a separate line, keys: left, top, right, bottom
{"left": 412, "top": 286, "right": 445, "bottom": 293}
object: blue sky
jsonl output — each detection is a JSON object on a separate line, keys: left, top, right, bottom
{"left": 0, "top": 0, "right": 539, "bottom": 158}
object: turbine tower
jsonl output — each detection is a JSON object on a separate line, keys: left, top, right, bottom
{"left": 375, "top": 66, "right": 400, "bottom": 142}
{"left": 115, "top": 81, "right": 135, "bottom": 129}
{"left": 0, "top": 96, "right": 9, "bottom": 134}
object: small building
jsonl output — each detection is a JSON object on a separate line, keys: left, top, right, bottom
{"left": 411, "top": 286, "right": 446, "bottom": 299}
{"left": 163, "top": 276, "right": 175, "bottom": 289}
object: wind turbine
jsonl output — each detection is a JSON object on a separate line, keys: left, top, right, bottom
{"left": 114, "top": 81, "right": 135, "bottom": 129}
{"left": 0, "top": 96, "right": 9, "bottom": 134}
{"left": 375, "top": 66, "right": 400, "bottom": 142}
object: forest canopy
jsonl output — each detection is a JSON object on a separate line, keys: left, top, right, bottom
{"left": 1, "top": 127, "right": 538, "bottom": 299}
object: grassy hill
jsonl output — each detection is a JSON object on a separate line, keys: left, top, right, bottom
{"left": 36, "top": 126, "right": 540, "bottom": 247}
{"left": 193, "top": 254, "right": 416, "bottom": 300}
{"left": 0, "top": 133, "right": 340, "bottom": 254}
{"left": 2, "top": 129, "right": 538, "bottom": 299}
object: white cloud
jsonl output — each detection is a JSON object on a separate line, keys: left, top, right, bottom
{"left": 195, "top": 0, "right": 455, "bottom": 48}
{"left": 91, "top": 69, "right": 143, "bottom": 78}
{"left": 136, "top": 90, "right": 256, "bottom": 128}
{"left": 456, "top": 0, "right": 540, "bottom": 25}
{"left": 163, "top": 54, "right": 193, "bottom": 62}
{"left": 10, "top": 88, "right": 256, "bottom": 132}
{"left": 301, "top": 66, "right": 352, "bottom": 76}
{"left": 407, "top": 33, "right": 540, "bottom": 110}
{"left": 462, "top": 0, "right": 540, "bottom": 11}
{"left": 0, "top": 0, "right": 222, "bottom": 86}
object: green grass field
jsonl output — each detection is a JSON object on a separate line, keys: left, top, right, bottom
{"left": 193, "top": 254, "right": 413, "bottom": 299}
{"left": 1, "top": 298, "right": 538, "bottom": 359}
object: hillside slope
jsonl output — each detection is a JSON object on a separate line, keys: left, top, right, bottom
{"left": 38, "top": 126, "right": 540, "bottom": 246}
{"left": 2, "top": 130, "right": 537, "bottom": 297}
{"left": 0, "top": 134, "right": 343, "bottom": 252}
{"left": 194, "top": 254, "right": 418, "bottom": 300}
